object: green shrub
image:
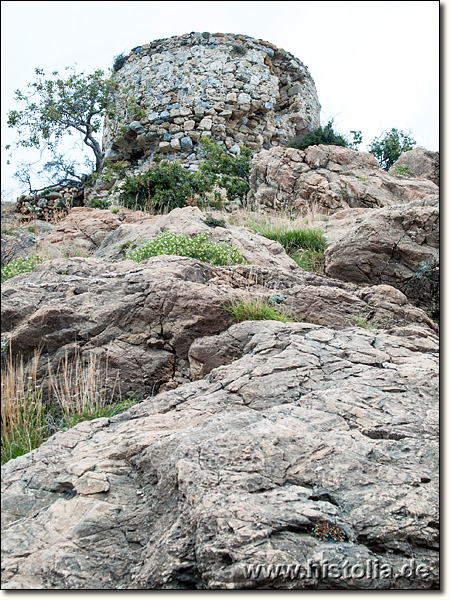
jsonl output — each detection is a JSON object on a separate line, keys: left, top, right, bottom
{"left": 203, "top": 215, "right": 226, "bottom": 228}
{"left": 119, "top": 160, "right": 213, "bottom": 212}
{"left": 368, "top": 128, "right": 416, "bottom": 171}
{"left": 1, "top": 255, "right": 43, "bottom": 283}
{"left": 126, "top": 231, "right": 246, "bottom": 266}
{"left": 392, "top": 164, "right": 413, "bottom": 177}
{"left": 198, "top": 137, "right": 253, "bottom": 203}
{"left": 89, "top": 198, "right": 111, "bottom": 209}
{"left": 224, "top": 298, "right": 295, "bottom": 323}
{"left": 117, "top": 140, "right": 252, "bottom": 213}
{"left": 113, "top": 52, "right": 127, "bottom": 72}
{"left": 287, "top": 121, "right": 350, "bottom": 151}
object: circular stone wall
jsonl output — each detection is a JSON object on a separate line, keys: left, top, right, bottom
{"left": 102, "top": 32, "right": 321, "bottom": 168}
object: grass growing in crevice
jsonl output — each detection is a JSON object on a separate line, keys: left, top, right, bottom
{"left": 1, "top": 348, "right": 137, "bottom": 465}
{"left": 224, "top": 298, "right": 296, "bottom": 323}
{"left": 243, "top": 218, "right": 328, "bottom": 274}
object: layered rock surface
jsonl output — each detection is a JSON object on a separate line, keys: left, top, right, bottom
{"left": 1, "top": 321, "right": 439, "bottom": 589}
{"left": 247, "top": 145, "right": 438, "bottom": 214}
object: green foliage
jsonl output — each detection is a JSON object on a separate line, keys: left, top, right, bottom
{"left": 368, "top": 128, "right": 416, "bottom": 171}
{"left": 198, "top": 137, "right": 253, "bottom": 203}
{"left": 89, "top": 198, "right": 111, "bottom": 210}
{"left": 87, "top": 160, "right": 128, "bottom": 187}
{"left": 223, "top": 298, "right": 295, "bottom": 323}
{"left": 392, "top": 164, "right": 413, "bottom": 177}
{"left": 1, "top": 389, "right": 47, "bottom": 465}
{"left": 348, "top": 130, "right": 363, "bottom": 150}
{"left": 118, "top": 140, "right": 252, "bottom": 213}
{"left": 202, "top": 215, "right": 226, "bottom": 228}
{"left": 6, "top": 66, "right": 117, "bottom": 188}
{"left": 294, "top": 248, "right": 326, "bottom": 274}
{"left": 113, "top": 52, "right": 127, "bottom": 72}
{"left": 119, "top": 160, "right": 212, "bottom": 212}
{"left": 126, "top": 232, "right": 246, "bottom": 266}
{"left": 62, "top": 398, "right": 137, "bottom": 429}
{"left": 287, "top": 121, "right": 350, "bottom": 151}
{"left": 1, "top": 255, "right": 43, "bottom": 283}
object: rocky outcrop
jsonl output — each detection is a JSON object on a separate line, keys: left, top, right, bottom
{"left": 389, "top": 148, "right": 439, "bottom": 187}
{"left": 324, "top": 196, "right": 439, "bottom": 317}
{"left": 36, "top": 207, "right": 156, "bottom": 258}
{"left": 247, "top": 145, "right": 439, "bottom": 214}
{"left": 102, "top": 32, "right": 320, "bottom": 169}
{"left": 1, "top": 256, "right": 437, "bottom": 398}
{"left": 1, "top": 320, "right": 439, "bottom": 589}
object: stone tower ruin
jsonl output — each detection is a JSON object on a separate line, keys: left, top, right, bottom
{"left": 102, "top": 32, "right": 321, "bottom": 170}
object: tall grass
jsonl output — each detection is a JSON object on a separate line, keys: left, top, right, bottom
{"left": 245, "top": 218, "right": 327, "bottom": 274}
{"left": 1, "top": 351, "right": 47, "bottom": 464}
{"left": 1, "top": 348, "right": 136, "bottom": 465}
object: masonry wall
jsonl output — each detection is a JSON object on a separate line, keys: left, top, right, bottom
{"left": 102, "top": 32, "right": 321, "bottom": 169}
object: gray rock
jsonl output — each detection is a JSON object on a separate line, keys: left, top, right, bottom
{"left": 1, "top": 321, "right": 439, "bottom": 589}
{"left": 325, "top": 196, "right": 439, "bottom": 317}
{"left": 180, "top": 136, "right": 193, "bottom": 153}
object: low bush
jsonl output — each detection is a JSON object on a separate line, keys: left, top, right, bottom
{"left": 119, "top": 160, "right": 212, "bottom": 212}
{"left": 126, "top": 231, "right": 246, "bottom": 266}
{"left": 118, "top": 140, "right": 253, "bottom": 213}
{"left": 198, "top": 137, "right": 252, "bottom": 203}
{"left": 368, "top": 128, "right": 416, "bottom": 171}
{"left": 287, "top": 121, "right": 350, "bottom": 151}
{"left": 1, "top": 255, "right": 43, "bottom": 283}
{"left": 89, "top": 198, "right": 111, "bottom": 209}
{"left": 224, "top": 298, "right": 295, "bottom": 323}
{"left": 391, "top": 165, "right": 413, "bottom": 177}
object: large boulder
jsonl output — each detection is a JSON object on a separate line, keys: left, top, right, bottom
{"left": 1, "top": 321, "right": 439, "bottom": 589}
{"left": 389, "top": 148, "right": 439, "bottom": 187}
{"left": 247, "top": 145, "right": 438, "bottom": 215}
{"left": 324, "top": 196, "right": 439, "bottom": 318}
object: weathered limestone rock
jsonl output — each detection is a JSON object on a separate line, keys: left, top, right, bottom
{"left": 324, "top": 196, "right": 439, "bottom": 317}
{"left": 247, "top": 145, "right": 438, "bottom": 214}
{"left": 1, "top": 321, "right": 439, "bottom": 589}
{"left": 102, "top": 32, "right": 321, "bottom": 168}
{"left": 389, "top": 148, "right": 439, "bottom": 187}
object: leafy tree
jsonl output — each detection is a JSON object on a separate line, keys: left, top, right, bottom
{"left": 368, "top": 128, "right": 416, "bottom": 171}
{"left": 6, "top": 67, "right": 117, "bottom": 191}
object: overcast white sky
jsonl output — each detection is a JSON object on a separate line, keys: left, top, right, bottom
{"left": 1, "top": 0, "right": 441, "bottom": 199}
